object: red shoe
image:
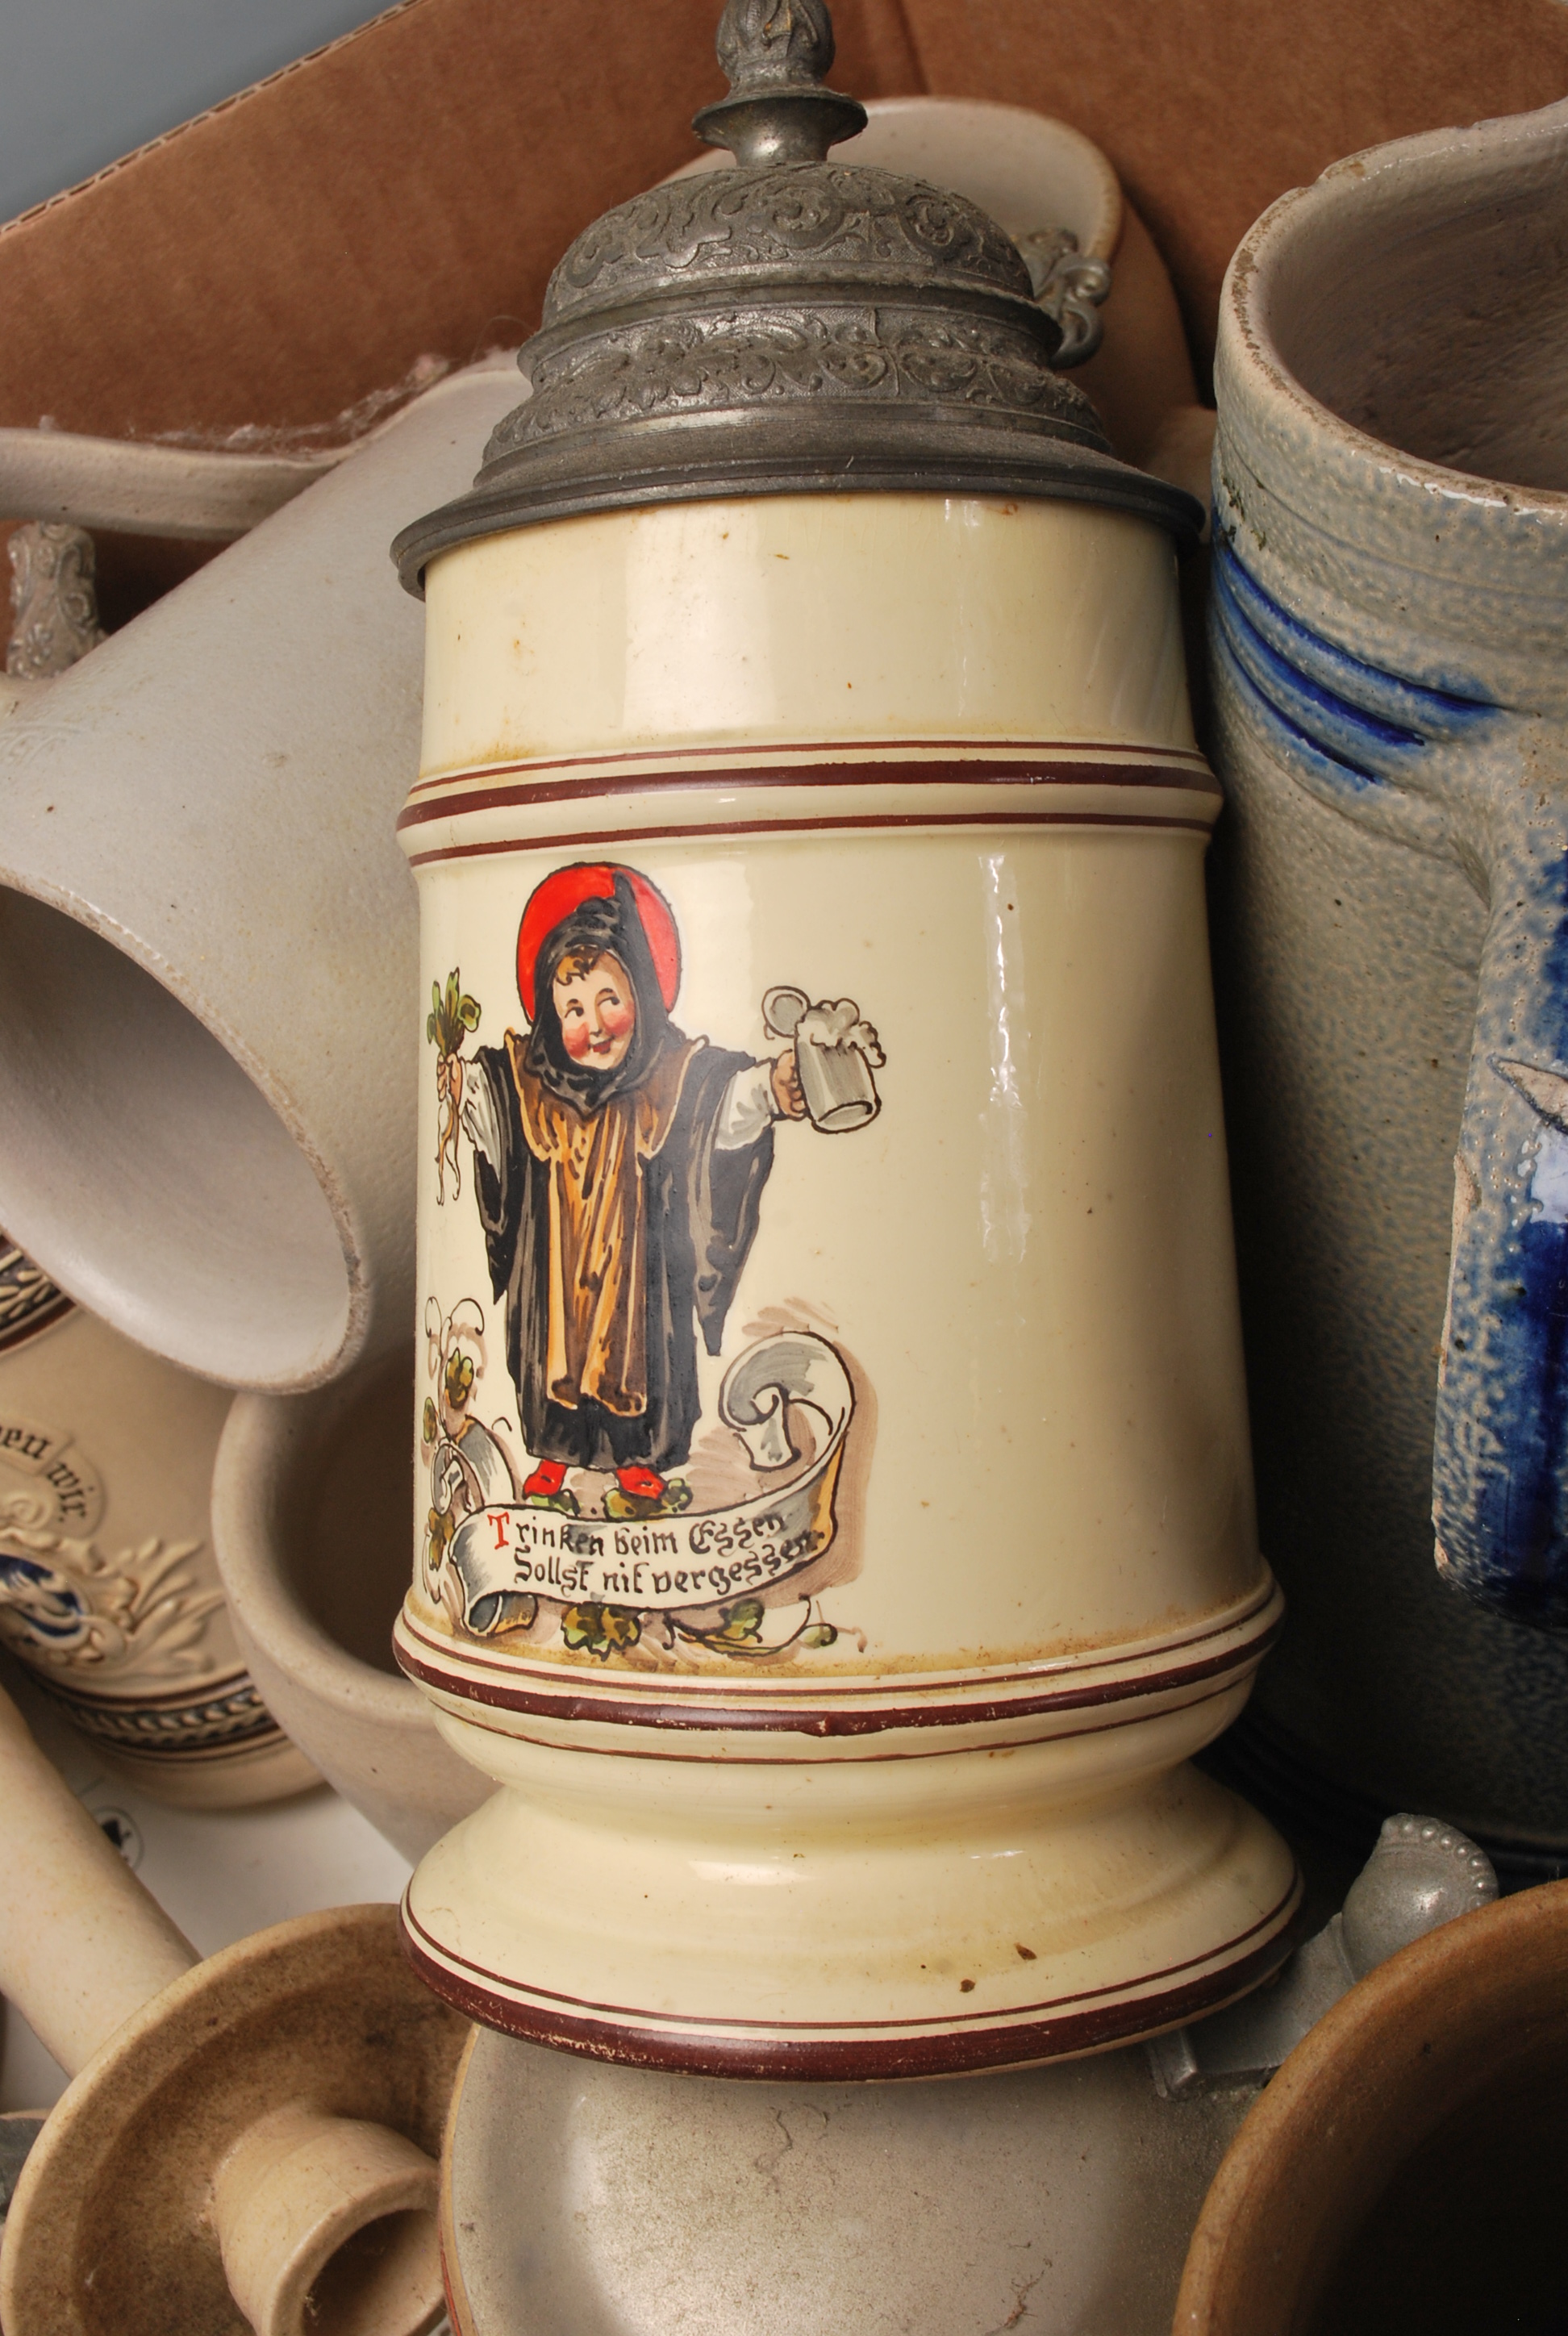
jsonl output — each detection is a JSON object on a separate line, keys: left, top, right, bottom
{"left": 522, "top": 1459, "right": 568, "bottom": 1499}
{"left": 614, "top": 1464, "right": 666, "bottom": 1502}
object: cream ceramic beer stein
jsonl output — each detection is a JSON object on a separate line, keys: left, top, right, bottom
{"left": 390, "top": 0, "right": 1297, "bottom": 2076}
{"left": 0, "top": 1235, "right": 315, "bottom": 1806}
{"left": 1207, "top": 98, "right": 1568, "bottom": 1878}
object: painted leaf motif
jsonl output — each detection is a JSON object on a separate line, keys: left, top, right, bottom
{"left": 561, "top": 1603, "right": 610, "bottom": 1655}
{"left": 561, "top": 1602, "right": 642, "bottom": 1658}
{"left": 427, "top": 967, "right": 482, "bottom": 1056}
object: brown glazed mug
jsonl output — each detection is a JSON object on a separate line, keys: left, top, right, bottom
{"left": 1174, "top": 1877, "right": 1568, "bottom": 2336}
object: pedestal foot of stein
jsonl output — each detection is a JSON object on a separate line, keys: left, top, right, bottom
{"left": 399, "top": 1653, "right": 1301, "bottom": 2079}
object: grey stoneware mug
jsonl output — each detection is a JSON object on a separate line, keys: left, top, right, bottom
{"left": 1207, "top": 98, "right": 1568, "bottom": 1879}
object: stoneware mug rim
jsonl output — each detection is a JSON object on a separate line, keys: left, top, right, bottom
{"left": 1217, "top": 96, "right": 1568, "bottom": 714}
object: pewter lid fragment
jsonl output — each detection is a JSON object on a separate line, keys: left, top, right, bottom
{"left": 394, "top": 0, "right": 1201, "bottom": 590}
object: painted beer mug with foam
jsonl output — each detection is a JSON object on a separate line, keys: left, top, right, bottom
{"left": 388, "top": 0, "right": 1299, "bottom": 2076}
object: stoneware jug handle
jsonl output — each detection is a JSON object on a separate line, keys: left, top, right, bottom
{"left": 1209, "top": 539, "right": 1568, "bottom": 1629}
{"left": 1432, "top": 797, "right": 1568, "bottom": 1629}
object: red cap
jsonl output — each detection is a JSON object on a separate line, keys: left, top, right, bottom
{"left": 515, "top": 863, "right": 681, "bottom": 1023}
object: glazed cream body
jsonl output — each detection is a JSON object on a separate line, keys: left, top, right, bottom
{"left": 396, "top": 490, "right": 1297, "bottom": 2075}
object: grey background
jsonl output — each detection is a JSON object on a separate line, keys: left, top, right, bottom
{"left": 0, "top": 0, "right": 398, "bottom": 225}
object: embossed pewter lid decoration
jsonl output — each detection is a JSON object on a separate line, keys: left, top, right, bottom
{"left": 394, "top": 0, "right": 1201, "bottom": 590}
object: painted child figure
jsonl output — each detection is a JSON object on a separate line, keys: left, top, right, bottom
{"left": 435, "top": 863, "right": 807, "bottom": 1520}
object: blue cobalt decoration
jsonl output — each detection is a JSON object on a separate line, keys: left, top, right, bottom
{"left": 0, "top": 1550, "right": 90, "bottom": 1646}
{"left": 1213, "top": 539, "right": 1568, "bottom": 1627}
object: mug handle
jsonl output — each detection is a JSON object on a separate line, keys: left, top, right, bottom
{"left": 1432, "top": 807, "right": 1568, "bottom": 1628}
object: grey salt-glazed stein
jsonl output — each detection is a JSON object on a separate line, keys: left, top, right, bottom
{"left": 1207, "top": 97, "right": 1568, "bottom": 1879}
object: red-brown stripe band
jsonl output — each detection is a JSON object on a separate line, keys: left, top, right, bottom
{"left": 399, "top": 1879, "right": 1304, "bottom": 2081}
{"left": 399, "top": 754, "right": 1221, "bottom": 831}
{"left": 400, "top": 1576, "right": 1278, "bottom": 1702}
{"left": 405, "top": 735, "right": 1214, "bottom": 797}
{"left": 394, "top": 1681, "right": 1245, "bottom": 1769}
{"left": 394, "top": 1607, "right": 1281, "bottom": 1742}
{"left": 405, "top": 808, "right": 1216, "bottom": 868}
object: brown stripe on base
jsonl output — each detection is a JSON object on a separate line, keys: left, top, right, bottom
{"left": 404, "top": 735, "right": 1214, "bottom": 797}
{"left": 0, "top": 1283, "right": 74, "bottom": 1355}
{"left": 394, "top": 1604, "right": 1282, "bottom": 1743}
{"left": 401, "top": 1878, "right": 1304, "bottom": 2081}
{"left": 35, "top": 1667, "right": 288, "bottom": 1760}
{"left": 406, "top": 807, "right": 1215, "bottom": 868}
{"left": 398, "top": 754, "right": 1222, "bottom": 831}
{"left": 402, "top": 1575, "right": 1278, "bottom": 1701}
{"left": 407, "top": 1879, "right": 1301, "bottom": 2034}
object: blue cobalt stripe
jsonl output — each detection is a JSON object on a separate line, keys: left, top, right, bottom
{"left": 1212, "top": 560, "right": 1398, "bottom": 786}
{"left": 1446, "top": 1211, "right": 1568, "bottom": 1626}
{"left": 1214, "top": 554, "right": 1422, "bottom": 754}
{"left": 1215, "top": 541, "right": 1496, "bottom": 740}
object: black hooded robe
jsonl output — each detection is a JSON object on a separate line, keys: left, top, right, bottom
{"left": 471, "top": 1032, "right": 773, "bottom": 1474}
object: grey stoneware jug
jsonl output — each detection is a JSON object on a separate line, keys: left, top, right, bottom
{"left": 1206, "top": 98, "right": 1568, "bottom": 1881}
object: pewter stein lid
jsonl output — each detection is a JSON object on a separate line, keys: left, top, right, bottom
{"left": 393, "top": 0, "right": 1201, "bottom": 590}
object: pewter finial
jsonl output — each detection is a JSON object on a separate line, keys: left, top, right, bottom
{"left": 693, "top": 0, "right": 867, "bottom": 167}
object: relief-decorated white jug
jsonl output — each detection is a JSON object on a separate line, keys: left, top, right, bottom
{"left": 0, "top": 1234, "right": 316, "bottom": 1806}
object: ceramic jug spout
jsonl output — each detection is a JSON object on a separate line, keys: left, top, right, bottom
{"left": 213, "top": 2106, "right": 440, "bottom": 2336}
{"left": 0, "top": 360, "right": 522, "bottom": 1394}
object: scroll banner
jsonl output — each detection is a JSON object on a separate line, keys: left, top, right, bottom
{"left": 0, "top": 1411, "right": 104, "bottom": 1530}
{"left": 446, "top": 1333, "right": 853, "bottom": 1637}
